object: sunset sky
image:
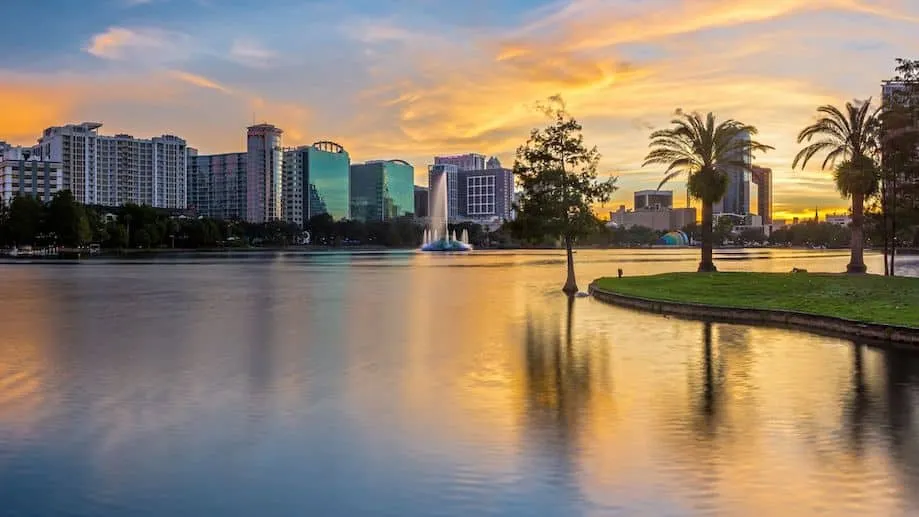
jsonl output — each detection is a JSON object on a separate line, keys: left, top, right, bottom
{"left": 1, "top": 0, "right": 917, "bottom": 220}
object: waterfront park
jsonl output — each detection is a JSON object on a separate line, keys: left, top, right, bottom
{"left": 508, "top": 63, "right": 919, "bottom": 342}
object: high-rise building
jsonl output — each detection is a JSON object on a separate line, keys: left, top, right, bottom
{"left": 715, "top": 130, "right": 753, "bottom": 215}
{"left": 414, "top": 186, "right": 429, "bottom": 219}
{"left": 187, "top": 149, "right": 248, "bottom": 220}
{"left": 349, "top": 160, "right": 415, "bottom": 222}
{"left": 246, "top": 124, "right": 283, "bottom": 223}
{"left": 34, "top": 122, "right": 187, "bottom": 208}
{"left": 751, "top": 166, "right": 773, "bottom": 223}
{"left": 485, "top": 156, "right": 502, "bottom": 169}
{"left": 428, "top": 163, "right": 459, "bottom": 221}
{"left": 282, "top": 141, "right": 350, "bottom": 226}
{"left": 634, "top": 190, "right": 673, "bottom": 210}
{"left": 0, "top": 145, "right": 63, "bottom": 205}
{"left": 456, "top": 168, "right": 515, "bottom": 222}
{"left": 434, "top": 153, "right": 486, "bottom": 172}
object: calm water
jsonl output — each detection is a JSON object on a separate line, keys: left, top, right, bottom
{"left": 2, "top": 249, "right": 919, "bottom": 516}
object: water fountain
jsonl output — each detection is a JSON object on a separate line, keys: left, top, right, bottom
{"left": 421, "top": 168, "right": 472, "bottom": 252}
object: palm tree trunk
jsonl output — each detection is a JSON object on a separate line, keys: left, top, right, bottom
{"left": 698, "top": 202, "right": 717, "bottom": 272}
{"left": 563, "top": 234, "right": 578, "bottom": 294}
{"left": 881, "top": 179, "right": 890, "bottom": 276}
{"left": 847, "top": 193, "right": 867, "bottom": 274}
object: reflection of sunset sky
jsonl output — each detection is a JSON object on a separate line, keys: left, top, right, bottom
{"left": 3, "top": 250, "right": 919, "bottom": 515}
{"left": 3, "top": 1, "right": 919, "bottom": 219}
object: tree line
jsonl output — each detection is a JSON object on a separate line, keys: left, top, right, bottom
{"left": 0, "top": 190, "right": 506, "bottom": 251}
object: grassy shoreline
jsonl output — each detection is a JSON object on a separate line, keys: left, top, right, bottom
{"left": 593, "top": 272, "right": 919, "bottom": 328}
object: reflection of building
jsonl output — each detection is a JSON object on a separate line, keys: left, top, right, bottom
{"left": 751, "top": 166, "right": 773, "bottom": 223}
{"left": 282, "top": 141, "right": 351, "bottom": 225}
{"left": 714, "top": 130, "right": 753, "bottom": 216}
{"left": 610, "top": 206, "right": 697, "bottom": 231}
{"left": 187, "top": 150, "right": 248, "bottom": 220}
{"left": 635, "top": 190, "right": 673, "bottom": 210}
{"left": 414, "top": 186, "right": 429, "bottom": 219}
{"left": 246, "top": 124, "right": 284, "bottom": 223}
{"left": 457, "top": 168, "right": 515, "bottom": 223}
{"left": 826, "top": 213, "right": 852, "bottom": 226}
{"left": 0, "top": 145, "right": 64, "bottom": 204}
{"left": 349, "top": 160, "right": 415, "bottom": 222}
{"left": 434, "top": 153, "right": 486, "bottom": 172}
{"left": 34, "top": 122, "right": 187, "bottom": 208}
{"left": 428, "top": 163, "right": 459, "bottom": 221}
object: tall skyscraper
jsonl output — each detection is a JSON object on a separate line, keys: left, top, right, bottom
{"left": 350, "top": 160, "right": 415, "bottom": 222}
{"left": 246, "top": 124, "right": 283, "bottom": 223}
{"left": 428, "top": 163, "right": 458, "bottom": 221}
{"left": 187, "top": 149, "right": 248, "bottom": 220}
{"left": 485, "top": 156, "right": 502, "bottom": 169}
{"left": 282, "top": 141, "right": 350, "bottom": 226}
{"left": 34, "top": 122, "right": 187, "bottom": 208}
{"left": 751, "top": 166, "right": 773, "bottom": 223}
{"left": 434, "top": 153, "right": 486, "bottom": 172}
{"left": 715, "top": 130, "right": 753, "bottom": 215}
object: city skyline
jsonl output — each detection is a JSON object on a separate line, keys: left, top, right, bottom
{"left": 1, "top": 1, "right": 917, "bottom": 220}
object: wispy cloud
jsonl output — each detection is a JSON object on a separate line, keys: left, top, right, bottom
{"left": 229, "top": 38, "right": 276, "bottom": 68}
{"left": 85, "top": 26, "right": 192, "bottom": 62}
{"left": 168, "top": 70, "right": 232, "bottom": 94}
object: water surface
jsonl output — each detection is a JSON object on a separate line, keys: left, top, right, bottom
{"left": 2, "top": 249, "right": 919, "bottom": 516}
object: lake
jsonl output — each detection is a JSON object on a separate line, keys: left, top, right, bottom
{"left": 2, "top": 249, "right": 919, "bottom": 516}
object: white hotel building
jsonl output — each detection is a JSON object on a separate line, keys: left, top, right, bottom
{"left": 33, "top": 122, "right": 187, "bottom": 209}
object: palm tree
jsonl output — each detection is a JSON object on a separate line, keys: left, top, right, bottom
{"left": 644, "top": 112, "right": 772, "bottom": 272}
{"left": 793, "top": 100, "right": 880, "bottom": 274}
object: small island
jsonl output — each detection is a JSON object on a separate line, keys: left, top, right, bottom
{"left": 590, "top": 272, "right": 919, "bottom": 344}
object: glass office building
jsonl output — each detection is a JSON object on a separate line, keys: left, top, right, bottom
{"left": 282, "top": 141, "right": 350, "bottom": 225}
{"left": 350, "top": 160, "right": 415, "bottom": 222}
{"left": 715, "top": 130, "right": 753, "bottom": 215}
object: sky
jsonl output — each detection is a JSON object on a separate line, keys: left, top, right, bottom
{"left": 1, "top": 0, "right": 917, "bottom": 220}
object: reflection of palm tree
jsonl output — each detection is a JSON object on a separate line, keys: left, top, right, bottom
{"left": 842, "top": 343, "right": 872, "bottom": 456}
{"left": 697, "top": 322, "right": 721, "bottom": 436}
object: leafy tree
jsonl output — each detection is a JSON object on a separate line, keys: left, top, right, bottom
{"left": 738, "top": 228, "right": 766, "bottom": 245}
{"left": 513, "top": 96, "right": 618, "bottom": 294}
{"left": 644, "top": 112, "right": 772, "bottom": 271}
{"left": 46, "top": 190, "right": 90, "bottom": 247}
{"left": 307, "top": 213, "right": 336, "bottom": 245}
{"left": 879, "top": 58, "right": 919, "bottom": 275}
{"left": 6, "top": 195, "right": 44, "bottom": 246}
{"left": 713, "top": 215, "right": 736, "bottom": 245}
{"left": 134, "top": 228, "right": 152, "bottom": 248}
{"left": 103, "top": 222, "right": 128, "bottom": 249}
{"left": 0, "top": 200, "right": 9, "bottom": 245}
{"left": 793, "top": 99, "right": 880, "bottom": 273}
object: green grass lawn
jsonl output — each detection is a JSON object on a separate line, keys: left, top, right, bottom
{"left": 593, "top": 272, "right": 919, "bottom": 328}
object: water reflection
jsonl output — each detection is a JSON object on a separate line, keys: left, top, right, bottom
{"left": 1, "top": 250, "right": 919, "bottom": 516}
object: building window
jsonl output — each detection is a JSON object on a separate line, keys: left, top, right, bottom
{"left": 467, "top": 175, "right": 496, "bottom": 215}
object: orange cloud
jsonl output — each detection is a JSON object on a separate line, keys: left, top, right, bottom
{"left": 0, "top": 83, "right": 73, "bottom": 143}
{"left": 168, "top": 70, "right": 232, "bottom": 94}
